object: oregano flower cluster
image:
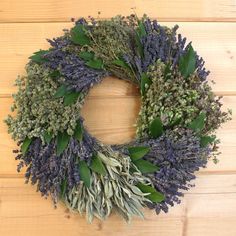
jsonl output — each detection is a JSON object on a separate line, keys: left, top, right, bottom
{"left": 5, "top": 15, "right": 231, "bottom": 223}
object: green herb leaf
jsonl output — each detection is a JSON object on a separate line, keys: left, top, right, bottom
{"left": 21, "top": 137, "right": 32, "bottom": 154}
{"left": 112, "top": 59, "right": 131, "bottom": 70}
{"left": 200, "top": 135, "right": 216, "bottom": 147}
{"left": 43, "top": 131, "right": 53, "bottom": 144}
{"left": 135, "top": 35, "right": 144, "bottom": 58}
{"left": 141, "top": 73, "right": 151, "bottom": 96}
{"left": 128, "top": 146, "right": 150, "bottom": 161}
{"left": 90, "top": 154, "right": 107, "bottom": 175}
{"left": 136, "top": 21, "right": 147, "bottom": 38}
{"left": 86, "top": 58, "right": 103, "bottom": 69}
{"left": 79, "top": 51, "right": 94, "bottom": 61}
{"left": 149, "top": 117, "right": 164, "bottom": 138}
{"left": 79, "top": 160, "right": 91, "bottom": 187}
{"left": 50, "top": 70, "right": 61, "bottom": 78}
{"left": 188, "top": 112, "right": 206, "bottom": 133}
{"left": 29, "top": 50, "right": 49, "bottom": 64}
{"left": 137, "top": 183, "right": 165, "bottom": 203}
{"left": 60, "top": 179, "right": 67, "bottom": 198}
{"left": 134, "top": 159, "right": 159, "bottom": 174}
{"left": 54, "top": 85, "right": 68, "bottom": 98}
{"left": 71, "top": 24, "right": 90, "bottom": 46}
{"left": 164, "top": 63, "right": 171, "bottom": 80}
{"left": 74, "top": 121, "right": 83, "bottom": 142}
{"left": 56, "top": 132, "right": 70, "bottom": 156}
{"left": 179, "top": 45, "right": 196, "bottom": 78}
{"left": 64, "top": 91, "right": 80, "bottom": 106}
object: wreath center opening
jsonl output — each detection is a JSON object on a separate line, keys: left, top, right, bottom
{"left": 81, "top": 76, "right": 141, "bottom": 145}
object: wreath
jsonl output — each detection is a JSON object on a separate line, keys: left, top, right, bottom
{"left": 5, "top": 15, "right": 231, "bottom": 222}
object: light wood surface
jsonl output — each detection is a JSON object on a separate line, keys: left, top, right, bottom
{"left": 0, "top": 1, "right": 236, "bottom": 235}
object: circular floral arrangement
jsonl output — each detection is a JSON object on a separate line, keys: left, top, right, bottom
{"left": 6, "top": 15, "right": 231, "bottom": 222}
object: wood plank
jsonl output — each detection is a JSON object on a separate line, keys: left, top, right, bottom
{"left": 0, "top": 92, "right": 234, "bottom": 176}
{"left": 0, "top": 0, "right": 236, "bottom": 23}
{"left": 0, "top": 22, "right": 235, "bottom": 95}
{"left": 1, "top": 175, "right": 236, "bottom": 235}
{"left": 0, "top": 178, "right": 184, "bottom": 236}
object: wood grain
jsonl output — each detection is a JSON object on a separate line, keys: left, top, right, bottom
{"left": 1, "top": 175, "right": 236, "bottom": 236}
{"left": 0, "top": 22, "right": 235, "bottom": 96}
{"left": 0, "top": 0, "right": 236, "bottom": 22}
{"left": 0, "top": 1, "right": 236, "bottom": 235}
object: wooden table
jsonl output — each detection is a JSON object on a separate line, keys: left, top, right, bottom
{"left": 0, "top": 1, "right": 236, "bottom": 235}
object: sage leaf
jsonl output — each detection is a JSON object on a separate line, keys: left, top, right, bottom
{"left": 21, "top": 137, "right": 32, "bottom": 154}
{"left": 200, "top": 135, "right": 216, "bottom": 147}
{"left": 79, "top": 51, "right": 94, "bottom": 61}
{"left": 86, "top": 58, "right": 103, "bottom": 69}
{"left": 128, "top": 146, "right": 150, "bottom": 161}
{"left": 56, "top": 132, "right": 70, "bottom": 156}
{"left": 149, "top": 117, "right": 164, "bottom": 138}
{"left": 90, "top": 155, "right": 107, "bottom": 175}
{"left": 74, "top": 121, "right": 83, "bottom": 142}
{"left": 71, "top": 24, "right": 90, "bottom": 46}
{"left": 43, "top": 131, "right": 53, "bottom": 144}
{"left": 54, "top": 85, "right": 67, "bottom": 98}
{"left": 137, "top": 183, "right": 165, "bottom": 203}
{"left": 179, "top": 45, "right": 196, "bottom": 78}
{"left": 188, "top": 112, "right": 206, "bottom": 133}
{"left": 79, "top": 160, "right": 91, "bottom": 187}
{"left": 29, "top": 50, "right": 49, "bottom": 64}
{"left": 64, "top": 91, "right": 80, "bottom": 106}
{"left": 134, "top": 159, "right": 159, "bottom": 174}
{"left": 141, "top": 73, "right": 151, "bottom": 96}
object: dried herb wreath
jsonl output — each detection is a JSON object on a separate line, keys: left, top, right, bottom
{"left": 5, "top": 15, "right": 231, "bottom": 222}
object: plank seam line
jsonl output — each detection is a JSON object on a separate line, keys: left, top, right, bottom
{"left": 1, "top": 18, "right": 236, "bottom": 24}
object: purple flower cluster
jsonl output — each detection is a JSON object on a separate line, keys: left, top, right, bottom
{"left": 115, "top": 128, "right": 210, "bottom": 214}
{"left": 15, "top": 126, "right": 98, "bottom": 204}
{"left": 45, "top": 37, "right": 107, "bottom": 93}
{"left": 124, "top": 18, "right": 209, "bottom": 81}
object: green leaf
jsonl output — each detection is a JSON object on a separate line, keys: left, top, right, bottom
{"left": 54, "top": 85, "right": 68, "bottom": 98}
{"left": 71, "top": 24, "right": 90, "bottom": 46}
{"left": 85, "top": 58, "right": 103, "bottom": 69}
{"left": 79, "top": 160, "right": 91, "bottom": 187}
{"left": 188, "top": 112, "right": 206, "bottom": 133}
{"left": 74, "top": 121, "right": 83, "bottom": 142}
{"left": 134, "top": 159, "right": 159, "bottom": 174}
{"left": 164, "top": 63, "right": 171, "bottom": 80}
{"left": 137, "top": 183, "right": 165, "bottom": 203}
{"left": 136, "top": 20, "right": 147, "bottom": 38}
{"left": 90, "top": 154, "right": 107, "bottom": 175}
{"left": 50, "top": 70, "right": 61, "bottom": 78}
{"left": 43, "top": 131, "right": 53, "bottom": 144}
{"left": 200, "top": 135, "right": 216, "bottom": 148}
{"left": 29, "top": 50, "right": 49, "bottom": 64}
{"left": 128, "top": 146, "right": 150, "bottom": 161}
{"left": 149, "top": 117, "right": 164, "bottom": 138}
{"left": 79, "top": 51, "right": 94, "bottom": 61}
{"left": 179, "top": 45, "right": 196, "bottom": 78}
{"left": 64, "top": 91, "right": 80, "bottom": 106}
{"left": 60, "top": 179, "right": 67, "bottom": 198}
{"left": 141, "top": 73, "right": 151, "bottom": 95}
{"left": 112, "top": 59, "right": 131, "bottom": 70}
{"left": 21, "top": 137, "right": 32, "bottom": 154}
{"left": 135, "top": 35, "right": 144, "bottom": 58}
{"left": 56, "top": 132, "right": 70, "bottom": 156}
